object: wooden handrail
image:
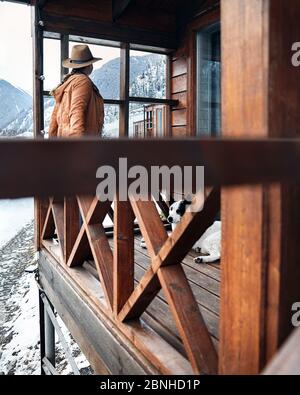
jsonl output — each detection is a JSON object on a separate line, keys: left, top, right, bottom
{"left": 1, "top": 137, "right": 300, "bottom": 198}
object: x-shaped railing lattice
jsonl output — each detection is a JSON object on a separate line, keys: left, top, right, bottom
{"left": 41, "top": 188, "right": 220, "bottom": 374}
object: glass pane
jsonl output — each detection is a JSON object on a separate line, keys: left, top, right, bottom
{"left": 0, "top": 87, "right": 33, "bottom": 138}
{"left": 0, "top": 2, "right": 32, "bottom": 139}
{"left": 44, "top": 96, "right": 56, "bottom": 137}
{"left": 130, "top": 51, "right": 167, "bottom": 99}
{"left": 44, "top": 98, "right": 118, "bottom": 138}
{"left": 129, "top": 103, "right": 167, "bottom": 138}
{"left": 43, "top": 38, "right": 61, "bottom": 92}
{"left": 196, "top": 25, "right": 221, "bottom": 136}
{"left": 103, "top": 104, "right": 119, "bottom": 138}
{"left": 69, "top": 41, "right": 120, "bottom": 100}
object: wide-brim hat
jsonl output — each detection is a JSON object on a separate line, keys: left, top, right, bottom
{"left": 62, "top": 44, "right": 102, "bottom": 69}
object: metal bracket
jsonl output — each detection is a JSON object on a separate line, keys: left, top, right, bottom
{"left": 39, "top": 292, "right": 81, "bottom": 375}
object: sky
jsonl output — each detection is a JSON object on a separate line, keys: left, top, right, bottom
{"left": 0, "top": 2, "right": 144, "bottom": 95}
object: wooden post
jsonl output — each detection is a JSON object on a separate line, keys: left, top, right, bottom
{"left": 39, "top": 289, "right": 46, "bottom": 375}
{"left": 119, "top": 42, "right": 130, "bottom": 137}
{"left": 60, "top": 34, "right": 69, "bottom": 80}
{"left": 32, "top": 4, "right": 45, "bottom": 251}
{"left": 165, "top": 55, "right": 172, "bottom": 137}
{"left": 64, "top": 197, "right": 80, "bottom": 264}
{"left": 220, "top": 0, "right": 300, "bottom": 374}
{"left": 32, "top": 5, "right": 44, "bottom": 139}
{"left": 113, "top": 199, "right": 135, "bottom": 315}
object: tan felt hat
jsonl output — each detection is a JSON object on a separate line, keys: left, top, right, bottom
{"left": 62, "top": 44, "right": 102, "bottom": 69}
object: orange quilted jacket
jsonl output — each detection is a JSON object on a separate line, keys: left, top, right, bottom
{"left": 49, "top": 73, "right": 104, "bottom": 137}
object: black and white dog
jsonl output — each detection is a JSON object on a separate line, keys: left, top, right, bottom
{"left": 167, "top": 199, "right": 221, "bottom": 264}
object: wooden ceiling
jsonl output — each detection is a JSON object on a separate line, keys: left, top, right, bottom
{"left": 5, "top": 0, "right": 219, "bottom": 50}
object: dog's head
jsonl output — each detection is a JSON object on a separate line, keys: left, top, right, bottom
{"left": 167, "top": 199, "right": 191, "bottom": 224}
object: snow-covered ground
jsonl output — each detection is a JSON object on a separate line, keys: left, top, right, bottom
{"left": 0, "top": 198, "right": 33, "bottom": 248}
{"left": 0, "top": 199, "right": 91, "bottom": 375}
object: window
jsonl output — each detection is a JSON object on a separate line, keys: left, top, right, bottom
{"left": 43, "top": 38, "right": 61, "bottom": 92}
{"left": 130, "top": 51, "right": 167, "bottom": 99}
{"left": 69, "top": 43, "right": 121, "bottom": 100}
{"left": 196, "top": 24, "right": 221, "bottom": 136}
{"left": 146, "top": 109, "right": 153, "bottom": 130}
{"left": 156, "top": 108, "right": 163, "bottom": 137}
{"left": 103, "top": 105, "right": 119, "bottom": 138}
{"left": 42, "top": 34, "right": 170, "bottom": 138}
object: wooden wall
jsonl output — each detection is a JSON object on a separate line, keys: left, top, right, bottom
{"left": 170, "top": 6, "right": 220, "bottom": 137}
{"left": 171, "top": 52, "right": 189, "bottom": 137}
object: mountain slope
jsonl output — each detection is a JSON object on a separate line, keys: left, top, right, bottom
{"left": 0, "top": 79, "right": 31, "bottom": 130}
{"left": 91, "top": 54, "right": 166, "bottom": 99}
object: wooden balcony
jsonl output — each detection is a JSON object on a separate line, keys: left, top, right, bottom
{"left": 38, "top": 189, "right": 220, "bottom": 374}
{"left": 3, "top": 0, "right": 300, "bottom": 376}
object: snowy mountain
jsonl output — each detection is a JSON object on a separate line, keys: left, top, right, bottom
{"left": 0, "top": 53, "right": 166, "bottom": 138}
{"left": 0, "top": 97, "right": 54, "bottom": 138}
{"left": 91, "top": 54, "right": 166, "bottom": 99}
{"left": 0, "top": 79, "right": 31, "bottom": 131}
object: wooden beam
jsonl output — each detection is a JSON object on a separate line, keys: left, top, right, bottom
{"left": 3, "top": 138, "right": 300, "bottom": 198}
{"left": 32, "top": 3, "right": 44, "bottom": 251}
{"left": 151, "top": 188, "right": 220, "bottom": 269}
{"left": 36, "top": 0, "right": 48, "bottom": 8}
{"left": 64, "top": 197, "right": 79, "bottom": 263}
{"left": 119, "top": 43, "right": 130, "bottom": 137}
{"left": 113, "top": 199, "right": 135, "bottom": 314}
{"left": 128, "top": 97, "right": 178, "bottom": 106}
{"left": 76, "top": 198, "right": 114, "bottom": 308}
{"left": 52, "top": 200, "right": 65, "bottom": 257}
{"left": 40, "top": 11, "right": 177, "bottom": 50}
{"left": 219, "top": 0, "right": 300, "bottom": 374}
{"left": 41, "top": 199, "right": 55, "bottom": 240}
{"left": 60, "top": 34, "right": 69, "bottom": 79}
{"left": 39, "top": 251, "right": 155, "bottom": 374}
{"left": 129, "top": 197, "right": 168, "bottom": 259}
{"left": 118, "top": 188, "right": 220, "bottom": 322}
{"left": 39, "top": 249, "right": 193, "bottom": 374}
{"left": 67, "top": 226, "right": 91, "bottom": 268}
{"left": 158, "top": 264, "right": 217, "bottom": 374}
{"left": 32, "top": 4, "right": 44, "bottom": 132}
{"left": 112, "top": 0, "right": 132, "bottom": 21}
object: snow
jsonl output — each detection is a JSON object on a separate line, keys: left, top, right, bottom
{"left": 0, "top": 200, "right": 91, "bottom": 375}
{"left": 0, "top": 198, "right": 33, "bottom": 248}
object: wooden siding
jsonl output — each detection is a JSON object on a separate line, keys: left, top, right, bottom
{"left": 170, "top": 5, "right": 220, "bottom": 137}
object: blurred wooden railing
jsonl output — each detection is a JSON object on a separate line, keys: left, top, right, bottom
{"left": 1, "top": 137, "right": 300, "bottom": 199}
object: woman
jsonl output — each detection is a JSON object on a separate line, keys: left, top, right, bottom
{"left": 49, "top": 44, "right": 104, "bottom": 137}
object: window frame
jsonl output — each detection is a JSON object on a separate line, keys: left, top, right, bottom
{"left": 42, "top": 33, "right": 176, "bottom": 137}
{"left": 196, "top": 22, "right": 221, "bottom": 137}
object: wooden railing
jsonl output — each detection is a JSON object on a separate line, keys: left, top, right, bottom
{"left": 1, "top": 138, "right": 300, "bottom": 199}
{"left": 1, "top": 137, "right": 300, "bottom": 374}
{"left": 40, "top": 188, "right": 220, "bottom": 374}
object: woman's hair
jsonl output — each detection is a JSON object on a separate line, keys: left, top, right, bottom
{"left": 62, "top": 67, "right": 86, "bottom": 84}
{"left": 50, "top": 66, "right": 102, "bottom": 97}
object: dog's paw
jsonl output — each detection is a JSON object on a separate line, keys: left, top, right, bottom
{"left": 194, "top": 256, "right": 203, "bottom": 264}
{"left": 193, "top": 246, "right": 201, "bottom": 253}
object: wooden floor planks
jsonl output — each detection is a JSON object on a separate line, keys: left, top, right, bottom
{"left": 108, "top": 235, "right": 221, "bottom": 352}
{"left": 42, "top": 232, "right": 221, "bottom": 361}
